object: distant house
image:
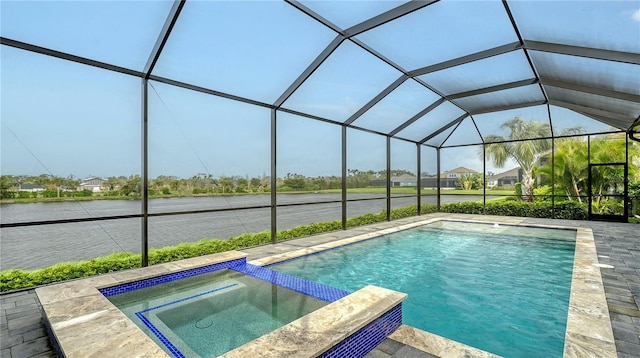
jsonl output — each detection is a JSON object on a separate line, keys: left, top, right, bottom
{"left": 370, "top": 174, "right": 418, "bottom": 187}
{"left": 79, "top": 177, "right": 105, "bottom": 192}
{"left": 440, "top": 166, "right": 478, "bottom": 179}
{"left": 420, "top": 167, "right": 479, "bottom": 189}
{"left": 391, "top": 174, "right": 417, "bottom": 187}
{"left": 487, "top": 168, "right": 522, "bottom": 188}
{"left": 18, "top": 184, "right": 44, "bottom": 192}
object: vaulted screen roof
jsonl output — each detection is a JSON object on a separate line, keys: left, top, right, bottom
{"left": 2, "top": 0, "right": 639, "bottom": 147}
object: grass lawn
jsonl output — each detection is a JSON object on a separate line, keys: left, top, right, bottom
{"left": 321, "top": 187, "right": 513, "bottom": 196}
{"left": 2, "top": 187, "right": 515, "bottom": 204}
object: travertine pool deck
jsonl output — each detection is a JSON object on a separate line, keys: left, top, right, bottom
{"left": 2, "top": 213, "right": 639, "bottom": 357}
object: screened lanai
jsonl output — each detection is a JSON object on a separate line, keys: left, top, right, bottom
{"left": 3, "top": 2, "right": 640, "bottom": 358}
{"left": 1, "top": 0, "right": 640, "bottom": 271}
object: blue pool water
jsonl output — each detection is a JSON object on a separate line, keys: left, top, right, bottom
{"left": 107, "top": 269, "right": 329, "bottom": 357}
{"left": 270, "top": 221, "right": 576, "bottom": 357}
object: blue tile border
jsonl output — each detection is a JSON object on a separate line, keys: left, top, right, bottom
{"left": 264, "top": 236, "right": 390, "bottom": 268}
{"left": 99, "top": 257, "right": 399, "bottom": 358}
{"left": 135, "top": 312, "right": 185, "bottom": 358}
{"left": 99, "top": 258, "right": 350, "bottom": 358}
{"left": 99, "top": 258, "right": 245, "bottom": 297}
{"left": 137, "top": 283, "right": 239, "bottom": 315}
{"left": 233, "top": 263, "right": 350, "bottom": 303}
{"left": 321, "top": 304, "right": 403, "bottom": 358}
{"left": 135, "top": 283, "right": 239, "bottom": 358}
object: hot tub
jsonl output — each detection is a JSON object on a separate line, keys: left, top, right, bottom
{"left": 36, "top": 251, "right": 406, "bottom": 358}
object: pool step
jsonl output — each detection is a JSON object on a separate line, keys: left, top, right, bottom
{"left": 221, "top": 285, "right": 407, "bottom": 358}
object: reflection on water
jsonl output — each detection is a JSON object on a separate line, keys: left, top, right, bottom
{"left": 0, "top": 193, "right": 495, "bottom": 223}
{"left": 0, "top": 194, "right": 497, "bottom": 270}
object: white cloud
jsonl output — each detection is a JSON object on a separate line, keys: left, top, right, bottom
{"left": 632, "top": 9, "right": 640, "bottom": 22}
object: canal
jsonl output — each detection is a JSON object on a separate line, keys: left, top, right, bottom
{"left": 1, "top": 193, "right": 495, "bottom": 270}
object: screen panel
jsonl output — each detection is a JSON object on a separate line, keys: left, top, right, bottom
{"left": 473, "top": 105, "right": 552, "bottom": 141}
{"left": 419, "top": 50, "right": 534, "bottom": 96}
{"left": 277, "top": 203, "right": 342, "bottom": 233}
{"left": 0, "top": 0, "right": 173, "bottom": 70}
{"left": 347, "top": 129, "right": 386, "bottom": 200}
{"left": 442, "top": 117, "right": 482, "bottom": 147}
{"left": 353, "top": 80, "right": 442, "bottom": 134}
{"left": 510, "top": 1, "right": 640, "bottom": 53}
{"left": 440, "top": 146, "right": 484, "bottom": 191}
{"left": 283, "top": 41, "right": 402, "bottom": 122}
{"left": 454, "top": 85, "right": 545, "bottom": 115}
{"left": 1, "top": 219, "right": 141, "bottom": 271}
{"left": 1, "top": 47, "right": 141, "bottom": 218}
{"left": 396, "top": 101, "right": 466, "bottom": 142}
{"left": 531, "top": 51, "right": 640, "bottom": 97}
{"left": 277, "top": 112, "right": 341, "bottom": 200}
{"left": 550, "top": 105, "right": 615, "bottom": 136}
{"left": 346, "top": 199, "right": 386, "bottom": 224}
{"left": 355, "top": 0, "right": 518, "bottom": 70}
{"left": 298, "top": 0, "right": 405, "bottom": 30}
{"left": 148, "top": 80, "right": 270, "bottom": 211}
{"left": 390, "top": 138, "right": 418, "bottom": 198}
{"left": 149, "top": 209, "right": 271, "bottom": 250}
{"left": 153, "top": 0, "right": 336, "bottom": 103}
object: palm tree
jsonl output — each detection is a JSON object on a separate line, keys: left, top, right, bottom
{"left": 537, "top": 137, "right": 588, "bottom": 202}
{"left": 483, "top": 117, "right": 552, "bottom": 201}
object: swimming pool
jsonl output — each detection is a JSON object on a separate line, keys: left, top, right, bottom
{"left": 35, "top": 215, "right": 615, "bottom": 357}
{"left": 105, "top": 269, "right": 330, "bottom": 357}
{"left": 93, "top": 255, "right": 405, "bottom": 358}
{"left": 269, "top": 221, "right": 576, "bottom": 357}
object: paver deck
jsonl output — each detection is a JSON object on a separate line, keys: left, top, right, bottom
{"left": 2, "top": 213, "right": 639, "bottom": 357}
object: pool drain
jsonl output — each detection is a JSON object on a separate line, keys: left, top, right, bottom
{"left": 195, "top": 318, "right": 213, "bottom": 329}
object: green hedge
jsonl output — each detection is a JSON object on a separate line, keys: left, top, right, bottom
{"left": 440, "top": 200, "right": 587, "bottom": 220}
{"left": 0, "top": 201, "right": 581, "bottom": 292}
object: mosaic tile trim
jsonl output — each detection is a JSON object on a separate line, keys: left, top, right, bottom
{"left": 135, "top": 313, "right": 185, "bottom": 358}
{"left": 137, "top": 283, "right": 239, "bottom": 315}
{"left": 321, "top": 303, "right": 403, "bottom": 358}
{"left": 233, "top": 263, "right": 350, "bottom": 303}
{"left": 135, "top": 283, "right": 239, "bottom": 358}
{"left": 98, "top": 258, "right": 354, "bottom": 358}
{"left": 99, "top": 257, "right": 245, "bottom": 297}
{"left": 264, "top": 237, "right": 384, "bottom": 268}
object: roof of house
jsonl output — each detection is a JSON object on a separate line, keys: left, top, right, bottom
{"left": 438, "top": 166, "right": 479, "bottom": 178}
{"left": 81, "top": 177, "right": 105, "bottom": 182}
{"left": 488, "top": 168, "right": 521, "bottom": 180}
{"left": 391, "top": 174, "right": 417, "bottom": 182}
{"left": 445, "top": 166, "right": 479, "bottom": 174}
{"left": 19, "top": 184, "right": 43, "bottom": 190}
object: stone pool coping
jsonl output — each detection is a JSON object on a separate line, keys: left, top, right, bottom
{"left": 248, "top": 217, "right": 616, "bottom": 358}
{"left": 36, "top": 250, "right": 406, "bottom": 357}
{"left": 220, "top": 285, "right": 405, "bottom": 358}
{"left": 35, "top": 217, "right": 615, "bottom": 357}
{"left": 36, "top": 251, "right": 246, "bottom": 357}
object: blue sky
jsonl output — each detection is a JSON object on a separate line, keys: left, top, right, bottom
{"left": 1, "top": 0, "right": 638, "bottom": 179}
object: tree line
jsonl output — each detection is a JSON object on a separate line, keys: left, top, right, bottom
{"left": 0, "top": 169, "right": 418, "bottom": 200}
{"left": 3, "top": 118, "right": 637, "bottom": 207}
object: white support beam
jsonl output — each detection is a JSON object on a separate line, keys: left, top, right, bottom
{"left": 524, "top": 40, "right": 640, "bottom": 65}
{"left": 448, "top": 78, "right": 537, "bottom": 99}
{"left": 549, "top": 99, "right": 634, "bottom": 128}
{"left": 344, "top": 1, "right": 438, "bottom": 38}
{"left": 540, "top": 78, "right": 640, "bottom": 103}
{"left": 409, "top": 42, "right": 522, "bottom": 77}
{"left": 469, "top": 100, "right": 546, "bottom": 115}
